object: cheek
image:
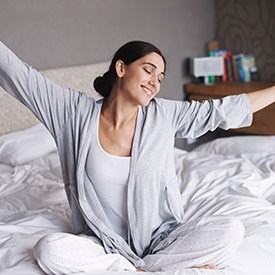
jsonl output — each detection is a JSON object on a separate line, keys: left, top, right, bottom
{"left": 125, "top": 74, "right": 143, "bottom": 89}
{"left": 156, "top": 84, "right": 161, "bottom": 93}
{"left": 124, "top": 72, "right": 142, "bottom": 85}
{"left": 120, "top": 76, "right": 140, "bottom": 96}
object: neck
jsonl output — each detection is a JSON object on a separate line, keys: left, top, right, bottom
{"left": 101, "top": 96, "right": 139, "bottom": 129}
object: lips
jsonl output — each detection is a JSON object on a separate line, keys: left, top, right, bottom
{"left": 141, "top": 85, "right": 154, "bottom": 96}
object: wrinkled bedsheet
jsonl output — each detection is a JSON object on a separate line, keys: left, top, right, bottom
{"left": 0, "top": 149, "right": 275, "bottom": 275}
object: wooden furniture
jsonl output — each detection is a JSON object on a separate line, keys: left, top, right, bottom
{"left": 184, "top": 81, "right": 275, "bottom": 135}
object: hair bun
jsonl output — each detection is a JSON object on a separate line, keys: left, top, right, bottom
{"left": 93, "top": 72, "right": 112, "bottom": 98}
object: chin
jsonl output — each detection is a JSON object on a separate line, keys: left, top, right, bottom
{"left": 134, "top": 93, "right": 154, "bottom": 107}
{"left": 139, "top": 98, "right": 152, "bottom": 107}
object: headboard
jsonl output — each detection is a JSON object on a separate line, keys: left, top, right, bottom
{"left": 0, "top": 61, "right": 109, "bottom": 135}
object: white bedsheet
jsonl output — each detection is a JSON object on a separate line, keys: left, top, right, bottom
{"left": 0, "top": 148, "right": 275, "bottom": 275}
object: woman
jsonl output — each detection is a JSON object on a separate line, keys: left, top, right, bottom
{"left": 0, "top": 40, "right": 274, "bottom": 274}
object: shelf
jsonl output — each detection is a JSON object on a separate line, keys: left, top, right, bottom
{"left": 184, "top": 81, "right": 275, "bottom": 96}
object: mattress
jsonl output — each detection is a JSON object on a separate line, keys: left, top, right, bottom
{"left": 0, "top": 128, "right": 275, "bottom": 275}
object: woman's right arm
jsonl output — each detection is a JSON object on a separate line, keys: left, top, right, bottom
{"left": 158, "top": 94, "right": 253, "bottom": 139}
{"left": 0, "top": 41, "right": 84, "bottom": 138}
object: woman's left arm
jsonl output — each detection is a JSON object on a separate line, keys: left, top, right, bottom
{"left": 247, "top": 85, "right": 275, "bottom": 113}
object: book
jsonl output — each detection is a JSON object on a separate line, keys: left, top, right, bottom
{"left": 225, "top": 52, "right": 234, "bottom": 82}
{"left": 204, "top": 41, "right": 257, "bottom": 82}
{"left": 213, "top": 49, "right": 228, "bottom": 81}
{"left": 235, "top": 54, "right": 256, "bottom": 82}
{"left": 232, "top": 55, "right": 240, "bottom": 82}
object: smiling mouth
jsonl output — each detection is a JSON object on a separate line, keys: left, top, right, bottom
{"left": 141, "top": 85, "right": 153, "bottom": 96}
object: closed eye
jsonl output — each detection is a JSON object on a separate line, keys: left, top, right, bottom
{"left": 144, "top": 65, "right": 164, "bottom": 84}
{"left": 144, "top": 68, "right": 152, "bottom": 74}
{"left": 158, "top": 75, "right": 165, "bottom": 84}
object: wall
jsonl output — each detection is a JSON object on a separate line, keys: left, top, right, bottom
{"left": 0, "top": 0, "right": 215, "bottom": 100}
{"left": 215, "top": 0, "right": 275, "bottom": 81}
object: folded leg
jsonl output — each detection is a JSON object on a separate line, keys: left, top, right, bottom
{"left": 143, "top": 216, "right": 245, "bottom": 272}
{"left": 33, "top": 232, "right": 136, "bottom": 274}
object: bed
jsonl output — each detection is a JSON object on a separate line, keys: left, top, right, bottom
{"left": 0, "top": 61, "right": 275, "bottom": 275}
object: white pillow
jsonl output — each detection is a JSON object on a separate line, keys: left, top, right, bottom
{"left": 193, "top": 135, "right": 275, "bottom": 155}
{"left": 0, "top": 123, "right": 57, "bottom": 166}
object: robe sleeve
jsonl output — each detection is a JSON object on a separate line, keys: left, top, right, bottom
{"left": 0, "top": 41, "right": 84, "bottom": 138}
{"left": 158, "top": 94, "right": 253, "bottom": 139}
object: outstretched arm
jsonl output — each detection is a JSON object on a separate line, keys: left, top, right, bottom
{"left": 158, "top": 94, "right": 252, "bottom": 139}
{"left": 0, "top": 41, "right": 84, "bottom": 138}
{"left": 246, "top": 85, "right": 275, "bottom": 113}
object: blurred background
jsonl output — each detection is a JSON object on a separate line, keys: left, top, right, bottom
{"left": 1, "top": 0, "right": 274, "bottom": 101}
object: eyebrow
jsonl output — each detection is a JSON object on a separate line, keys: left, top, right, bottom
{"left": 142, "top": 62, "right": 165, "bottom": 76}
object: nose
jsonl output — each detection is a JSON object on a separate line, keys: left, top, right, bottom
{"left": 148, "top": 74, "right": 158, "bottom": 87}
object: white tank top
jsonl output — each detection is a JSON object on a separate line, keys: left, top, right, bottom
{"left": 85, "top": 122, "right": 130, "bottom": 240}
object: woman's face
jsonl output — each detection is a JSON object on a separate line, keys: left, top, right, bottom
{"left": 116, "top": 52, "right": 165, "bottom": 106}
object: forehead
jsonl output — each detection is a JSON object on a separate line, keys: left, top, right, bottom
{"left": 137, "top": 52, "right": 165, "bottom": 73}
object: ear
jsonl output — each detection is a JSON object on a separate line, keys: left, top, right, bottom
{"left": 115, "top": 60, "right": 125, "bottom": 78}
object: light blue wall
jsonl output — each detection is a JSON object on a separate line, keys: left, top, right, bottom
{"left": 0, "top": 0, "right": 215, "bottom": 101}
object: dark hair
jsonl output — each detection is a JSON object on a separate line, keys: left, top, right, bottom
{"left": 93, "top": 40, "right": 166, "bottom": 98}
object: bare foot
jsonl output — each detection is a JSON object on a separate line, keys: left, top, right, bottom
{"left": 191, "top": 264, "right": 217, "bottom": 269}
{"left": 136, "top": 268, "right": 144, "bottom": 272}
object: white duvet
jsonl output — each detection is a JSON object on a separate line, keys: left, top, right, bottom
{"left": 0, "top": 138, "right": 275, "bottom": 275}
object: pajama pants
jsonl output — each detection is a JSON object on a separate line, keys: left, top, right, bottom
{"left": 33, "top": 216, "right": 245, "bottom": 274}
